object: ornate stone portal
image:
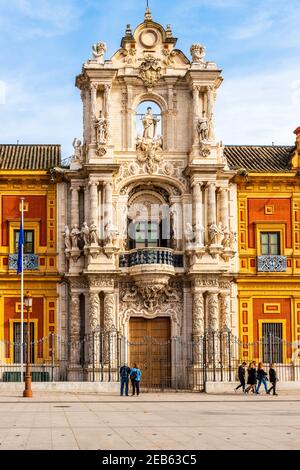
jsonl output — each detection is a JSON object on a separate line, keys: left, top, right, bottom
{"left": 60, "top": 6, "right": 238, "bottom": 383}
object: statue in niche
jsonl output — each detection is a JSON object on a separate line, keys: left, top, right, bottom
{"left": 197, "top": 111, "right": 209, "bottom": 142}
{"left": 81, "top": 222, "right": 90, "bottom": 246}
{"left": 89, "top": 221, "right": 98, "bottom": 244}
{"left": 70, "top": 225, "right": 80, "bottom": 249}
{"left": 63, "top": 225, "right": 71, "bottom": 250}
{"left": 142, "top": 107, "right": 160, "bottom": 140}
{"left": 95, "top": 111, "right": 108, "bottom": 145}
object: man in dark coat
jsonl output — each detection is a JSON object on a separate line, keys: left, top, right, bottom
{"left": 267, "top": 364, "right": 278, "bottom": 396}
{"left": 120, "top": 363, "right": 131, "bottom": 396}
{"left": 235, "top": 362, "right": 247, "bottom": 393}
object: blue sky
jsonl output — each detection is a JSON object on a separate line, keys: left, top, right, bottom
{"left": 0, "top": 0, "right": 299, "bottom": 158}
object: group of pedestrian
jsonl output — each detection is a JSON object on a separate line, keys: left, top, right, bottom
{"left": 119, "top": 363, "right": 142, "bottom": 397}
{"left": 235, "top": 361, "right": 278, "bottom": 395}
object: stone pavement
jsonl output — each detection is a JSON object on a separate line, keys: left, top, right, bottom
{"left": 0, "top": 390, "right": 299, "bottom": 450}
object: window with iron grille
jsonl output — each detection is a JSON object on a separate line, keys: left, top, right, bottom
{"left": 262, "top": 323, "right": 283, "bottom": 363}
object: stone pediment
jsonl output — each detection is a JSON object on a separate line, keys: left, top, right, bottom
{"left": 110, "top": 10, "right": 190, "bottom": 72}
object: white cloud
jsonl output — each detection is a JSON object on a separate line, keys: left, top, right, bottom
{"left": 0, "top": 0, "right": 84, "bottom": 38}
{"left": 0, "top": 78, "right": 82, "bottom": 157}
{"left": 215, "top": 66, "right": 300, "bottom": 145}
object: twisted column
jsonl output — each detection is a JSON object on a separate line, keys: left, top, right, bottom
{"left": 69, "top": 293, "right": 81, "bottom": 364}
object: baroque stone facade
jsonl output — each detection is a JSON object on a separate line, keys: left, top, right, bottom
{"left": 58, "top": 7, "right": 238, "bottom": 376}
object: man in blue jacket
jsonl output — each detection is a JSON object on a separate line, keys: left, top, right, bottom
{"left": 130, "top": 363, "right": 142, "bottom": 396}
{"left": 120, "top": 363, "right": 131, "bottom": 396}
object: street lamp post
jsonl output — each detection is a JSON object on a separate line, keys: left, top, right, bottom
{"left": 23, "top": 291, "right": 33, "bottom": 398}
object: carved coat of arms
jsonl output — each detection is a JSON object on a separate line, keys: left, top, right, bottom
{"left": 139, "top": 55, "right": 162, "bottom": 88}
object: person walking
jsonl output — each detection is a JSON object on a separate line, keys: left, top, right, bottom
{"left": 245, "top": 362, "right": 257, "bottom": 394}
{"left": 119, "top": 363, "right": 131, "bottom": 397}
{"left": 130, "top": 363, "right": 142, "bottom": 396}
{"left": 235, "top": 361, "right": 247, "bottom": 393}
{"left": 256, "top": 362, "right": 268, "bottom": 394}
{"left": 267, "top": 364, "right": 278, "bottom": 396}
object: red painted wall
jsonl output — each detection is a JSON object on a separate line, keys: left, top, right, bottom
{"left": 4, "top": 297, "right": 44, "bottom": 359}
{"left": 253, "top": 298, "right": 292, "bottom": 358}
{"left": 1, "top": 196, "right": 47, "bottom": 246}
{"left": 247, "top": 198, "right": 292, "bottom": 249}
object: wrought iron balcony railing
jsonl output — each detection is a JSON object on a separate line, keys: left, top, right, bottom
{"left": 8, "top": 254, "right": 39, "bottom": 271}
{"left": 120, "top": 248, "right": 184, "bottom": 268}
{"left": 257, "top": 255, "right": 287, "bottom": 272}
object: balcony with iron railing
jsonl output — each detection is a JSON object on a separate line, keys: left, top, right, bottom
{"left": 257, "top": 255, "right": 287, "bottom": 272}
{"left": 119, "top": 248, "right": 184, "bottom": 269}
{"left": 8, "top": 254, "right": 39, "bottom": 271}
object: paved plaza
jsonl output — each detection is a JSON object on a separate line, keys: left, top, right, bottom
{"left": 0, "top": 391, "right": 299, "bottom": 450}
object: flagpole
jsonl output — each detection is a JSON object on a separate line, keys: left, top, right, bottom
{"left": 20, "top": 198, "right": 24, "bottom": 380}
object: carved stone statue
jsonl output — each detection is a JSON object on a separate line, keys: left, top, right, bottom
{"left": 105, "top": 221, "right": 119, "bottom": 245}
{"left": 63, "top": 225, "right": 71, "bottom": 250}
{"left": 89, "top": 221, "right": 98, "bottom": 244}
{"left": 208, "top": 223, "right": 219, "bottom": 245}
{"left": 136, "top": 135, "right": 163, "bottom": 174}
{"left": 222, "top": 227, "right": 231, "bottom": 248}
{"left": 194, "top": 223, "right": 204, "bottom": 246}
{"left": 190, "top": 44, "right": 206, "bottom": 66}
{"left": 81, "top": 222, "right": 90, "bottom": 246}
{"left": 185, "top": 222, "right": 194, "bottom": 244}
{"left": 92, "top": 42, "right": 107, "bottom": 64}
{"left": 95, "top": 111, "right": 108, "bottom": 145}
{"left": 70, "top": 225, "right": 80, "bottom": 249}
{"left": 197, "top": 111, "right": 209, "bottom": 142}
{"left": 72, "top": 138, "right": 83, "bottom": 163}
{"left": 142, "top": 107, "right": 160, "bottom": 140}
{"left": 217, "top": 222, "right": 224, "bottom": 246}
{"left": 229, "top": 231, "right": 237, "bottom": 251}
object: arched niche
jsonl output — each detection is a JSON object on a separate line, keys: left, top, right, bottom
{"left": 126, "top": 186, "right": 172, "bottom": 250}
{"left": 135, "top": 100, "right": 162, "bottom": 140}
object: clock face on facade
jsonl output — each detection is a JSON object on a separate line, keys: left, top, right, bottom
{"left": 140, "top": 29, "right": 158, "bottom": 48}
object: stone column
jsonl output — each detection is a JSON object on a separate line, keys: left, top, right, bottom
{"left": 193, "top": 291, "right": 204, "bottom": 365}
{"left": 193, "top": 291, "right": 205, "bottom": 336}
{"left": 104, "top": 182, "right": 113, "bottom": 227}
{"left": 90, "top": 83, "right": 98, "bottom": 144}
{"left": 104, "top": 292, "right": 116, "bottom": 331}
{"left": 219, "top": 188, "right": 229, "bottom": 229}
{"left": 89, "top": 292, "right": 100, "bottom": 333}
{"left": 207, "top": 85, "right": 216, "bottom": 142}
{"left": 192, "top": 85, "right": 200, "bottom": 145}
{"left": 207, "top": 292, "right": 219, "bottom": 332}
{"left": 104, "top": 83, "right": 111, "bottom": 118}
{"left": 84, "top": 186, "right": 90, "bottom": 225}
{"left": 69, "top": 293, "right": 81, "bottom": 364}
{"left": 192, "top": 182, "right": 202, "bottom": 226}
{"left": 103, "top": 292, "right": 116, "bottom": 367}
{"left": 207, "top": 183, "right": 216, "bottom": 227}
{"left": 89, "top": 181, "right": 99, "bottom": 226}
{"left": 70, "top": 186, "right": 79, "bottom": 228}
{"left": 220, "top": 293, "right": 231, "bottom": 331}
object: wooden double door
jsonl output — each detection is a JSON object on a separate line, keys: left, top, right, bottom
{"left": 129, "top": 317, "right": 171, "bottom": 389}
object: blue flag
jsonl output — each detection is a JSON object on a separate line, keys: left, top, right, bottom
{"left": 17, "top": 220, "right": 24, "bottom": 274}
